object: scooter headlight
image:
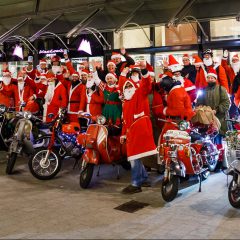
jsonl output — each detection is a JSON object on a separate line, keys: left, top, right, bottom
{"left": 23, "top": 111, "right": 32, "bottom": 119}
{"left": 178, "top": 121, "right": 190, "bottom": 131}
{"left": 96, "top": 115, "right": 106, "bottom": 125}
{"left": 0, "top": 104, "right": 6, "bottom": 114}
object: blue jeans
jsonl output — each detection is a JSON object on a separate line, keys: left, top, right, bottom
{"left": 130, "top": 159, "right": 148, "bottom": 187}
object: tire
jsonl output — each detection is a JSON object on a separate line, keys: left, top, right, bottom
{"left": 228, "top": 180, "right": 240, "bottom": 208}
{"left": 161, "top": 175, "right": 179, "bottom": 202}
{"left": 6, "top": 152, "right": 17, "bottom": 175}
{"left": 79, "top": 162, "right": 94, "bottom": 189}
{"left": 28, "top": 147, "right": 62, "bottom": 180}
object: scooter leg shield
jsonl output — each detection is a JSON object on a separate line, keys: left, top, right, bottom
{"left": 83, "top": 149, "right": 100, "bottom": 165}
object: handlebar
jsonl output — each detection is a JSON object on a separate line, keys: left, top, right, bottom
{"left": 225, "top": 118, "right": 240, "bottom": 124}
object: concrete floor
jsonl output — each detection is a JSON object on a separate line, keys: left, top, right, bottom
{"left": 0, "top": 152, "right": 239, "bottom": 239}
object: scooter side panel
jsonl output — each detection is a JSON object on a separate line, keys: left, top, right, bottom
{"left": 82, "top": 149, "right": 100, "bottom": 164}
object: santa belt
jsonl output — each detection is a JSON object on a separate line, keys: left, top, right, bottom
{"left": 70, "top": 101, "right": 80, "bottom": 103}
{"left": 105, "top": 100, "right": 121, "bottom": 105}
{"left": 166, "top": 116, "right": 187, "bottom": 120}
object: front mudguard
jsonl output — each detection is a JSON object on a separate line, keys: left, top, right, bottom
{"left": 171, "top": 160, "right": 186, "bottom": 178}
{"left": 82, "top": 149, "right": 100, "bottom": 165}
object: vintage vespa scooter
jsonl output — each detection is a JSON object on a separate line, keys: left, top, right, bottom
{"left": 77, "top": 115, "right": 130, "bottom": 189}
{"left": 159, "top": 119, "right": 210, "bottom": 202}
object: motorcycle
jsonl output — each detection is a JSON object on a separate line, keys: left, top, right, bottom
{"left": 224, "top": 118, "right": 240, "bottom": 208}
{"left": 77, "top": 115, "right": 130, "bottom": 189}
{"left": 6, "top": 109, "right": 45, "bottom": 174}
{"left": 28, "top": 108, "right": 90, "bottom": 180}
{"left": 159, "top": 119, "right": 210, "bottom": 202}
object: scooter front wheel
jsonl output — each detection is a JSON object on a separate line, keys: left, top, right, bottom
{"left": 161, "top": 175, "right": 179, "bottom": 202}
{"left": 6, "top": 152, "right": 18, "bottom": 175}
{"left": 228, "top": 180, "right": 240, "bottom": 208}
{"left": 79, "top": 162, "right": 94, "bottom": 189}
{"left": 28, "top": 147, "right": 62, "bottom": 180}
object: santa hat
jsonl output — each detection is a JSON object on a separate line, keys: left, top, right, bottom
{"left": 79, "top": 63, "right": 85, "bottom": 69}
{"left": 192, "top": 55, "right": 203, "bottom": 66}
{"left": 207, "top": 68, "right": 217, "bottom": 79}
{"left": 182, "top": 54, "right": 190, "bottom": 60}
{"left": 129, "top": 64, "right": 141, "bottom": 72}
{"left": 51, "top": 55, "right": 61, "bottom": 62}
{"left": 39, "top": 59, "right": 47, "bottom": 65}
{"left": 105, "top": 72, "right": 118, "bottom": 82}
{"left": 111, "top": 52, "right": 122, "bottom": 59}
{"left": 46, "top": 72, "right": 55, "bottom": 79}
{"left": 168, "top": 55, "right": 183, "bottom": 73}
{"left": 146, "top": 62, "right": 155, "bottom": 77}
{"left": 81, "top": 69, "right": 90, "bottom": 75}
{"left": 71, "top": 71, "right": 80, "bottom": 78}
{"left": 107, "top": 60, "right": 116, "bottom": 67}
{"left": 232, "top": 54, "right": 239, "bottom": 61}
{"left": 2, "top": 69, "right": 11, "bottom": 77}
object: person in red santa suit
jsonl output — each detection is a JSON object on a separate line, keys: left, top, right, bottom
{"left": 111, "top": 48, "right": 135, "bottom": 77}
{"left": 0, "top": 70, "right": 19, "bottom": 108}
{"left": 95, "top": 60, "right": 117, "bottom": 82}
{"left": 24, "top": 56, "right": 37, "bottom": 80}
{"left": 196, "top": 49, "right": 229, "bottom": 93}
{"left": 42, "top": 72, "right": 68, "bottom": 122}
{"left": 56, "top": 70, "right": 86, "bottom": 123}
{"left": 168, "top": 55, "right": 197, "bottom": 103}
{"left": 120, "top": 61, "right": 157, "bottom": 194}
{"left": 159, "top": 75, "right": 195, "bottom": 144}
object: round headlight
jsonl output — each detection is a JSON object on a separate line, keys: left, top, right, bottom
{"left": 178, "top": 121, "right": 190, "bottom": 131}
{"left": 0, "top": 104, "right": 7, "bottom": 114}
{"left": 23, "top": 111, "right": 32, "bottom": 119}
{"left": 96, "top": 115, "right": 106, "bottom": 125}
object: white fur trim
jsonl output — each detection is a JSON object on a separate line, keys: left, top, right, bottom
{"left": 163, "top": 107, "right": 167, "bottom": 116}
{"left": 133, "top": 111, "right": 145, "bottom": 119}
{"left": 169, "top": 85, "right": 182, "bottom": 93}
{"left": 121, "top": 71, "right": 127, "bottom": 77}
{"left": 207, "top": 73, "right": 217, "bottom": 79}
{"left": 149, "top": 71, "right": 155, "bottom": 77}
{"left": 185, "top": 86, "right": 196, "bottom": 91}
{"left": 111, "top": 54, "right": 121, "bottom": 59}
{"left": 128, "top": 149, "right": 158, "bottom": 161}
{"left": 107, "top": 61, "right": 116, "bottom": 66}
{"left": 169, "top": 64, "right": 183, "bottom": 72}
{"left": 71, "top": 73, "right": 79, "bottom": 77}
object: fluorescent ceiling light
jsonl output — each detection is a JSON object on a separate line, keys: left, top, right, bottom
{"left": 13, "top": 45, "right": 23, "bottom": 59}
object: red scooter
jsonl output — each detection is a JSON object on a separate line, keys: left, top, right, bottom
{"left": 77, "top": 115, "right": 130, "bottom": 189}
{"left": 159, "top": 119, "right": 210, "bottom": 202}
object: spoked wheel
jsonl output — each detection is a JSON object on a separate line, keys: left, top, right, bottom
{"left": 79, "top": 161, "right": 94, "bottom": 189}
{"left": 6, "top": 152, "right": 18, "bottom": 175}
{"left": 228, "top": 180, "right": 240, "bottom": 208}
{"left": 161, "top": 175, "right": 179, "bottom": 202}
{"left": 28, "top": 147, "right": 62, "bottom": 180}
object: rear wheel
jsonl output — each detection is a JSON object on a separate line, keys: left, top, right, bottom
{"left": 161, "top": 175, "right": 179, "bottom": 202}
{"left": 28, "top": 147, "right": 62, "bottom": 180}
{"left": 6, "top": 152, "right": 17, "bottom": 175}
{"left": 228, "top": 180, "right": 240, "bottom": 208}
{"left": 79, "top": 161, "right": 94, "bottom": 189}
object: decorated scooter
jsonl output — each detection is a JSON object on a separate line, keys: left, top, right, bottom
{"left": 77, "top": 115, "right": 130, "bottom": 189}
{"left": 159, "top": 119, "right": 210, "bottom": 202}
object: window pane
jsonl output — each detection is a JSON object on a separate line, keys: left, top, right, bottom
{"left": 210, "top": 18, "right": 240, "bottom": 41}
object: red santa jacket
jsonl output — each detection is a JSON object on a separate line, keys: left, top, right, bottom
{"left": 26, "top": 67, "right": 38, "bottom": 81}
{"left": 85, "top": 89, "right": 104, "bottom": 117}
{"left": 25, "top": 76, "right": 48, "bottom": 99}
{"left": 0, "top": 83, "right": 19, "bottom": 108}
{"left": 183, "top": 77, "right": 197, "bottom": 102}
{"left": 163, "top": 84, "right": 195, "bottom": 120}
{"left": 57, "top": 74, "right": 86, "bottom": 122}
{"left": 221, "top": 59, "right": 235, "bottom": 93}
{"left": 122, "top": 73, "right": 157, "bottom": 161}
{"left": 196, "top": 65, "right": 229, "bottom": 93}
{"left": 43, "top": 81, "right": 68, "bottom": 122}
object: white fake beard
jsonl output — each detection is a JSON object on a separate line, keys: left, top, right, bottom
{"left": 124, "top": 87, "right": 136, "bottom": 100}
{"left": 131, "top": 75, "right": 139, "bottom": 83}
{"left": 45, "top": 82, "right": 55, "bottom": 103}
{"left": 86, "top": 79, "right": 95, "bottom": 89}
{"left": 173, "top": 75, "right": 184, "bottom": 84}
{"left": 231, "top": 62, "right": 240, "bottom": 75}
{"left": 203, "top": 58, "right": 213, "bottom": 67}
{"left": 18, "top": 81, "right": 25, "bottom": 91}
{"left": 51, "top": 66, "right": 61, "bottom": 74}
{"left": 2, "top": 77, "right": 11, "bottom": 86}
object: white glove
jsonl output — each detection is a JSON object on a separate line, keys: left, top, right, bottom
{"left": 223, "top": 50, "right": 229, "bottom": 58}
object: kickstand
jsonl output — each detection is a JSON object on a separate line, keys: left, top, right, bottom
{"left": 117, "top": 165, "right": 120, "bottom": 180}
{"left": 198, "top": 173, "right": 202, "bottom": 192}
{"left": 97, "top": 165, "right": 101, "bottom": 177}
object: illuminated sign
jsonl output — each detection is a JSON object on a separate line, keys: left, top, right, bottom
{"left": 78, "top": 39, "right": 92, "bottom": 55}
{"left": 39, "top": 49, "right": 64, "bottom": 54}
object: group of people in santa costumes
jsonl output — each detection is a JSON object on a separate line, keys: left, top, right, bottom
{"left": 1, "top": 47, "right": 240, "bottom": 193}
